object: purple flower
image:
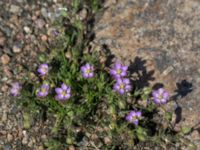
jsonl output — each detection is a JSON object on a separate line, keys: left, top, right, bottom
{"left": 113, "top": 78, "right": 132, "bottom": 95}
{"left": 55, "top": 83, "right": 71, "bottom": 101}
{"left": 126, "top": 110, "right": 142, "bottom": 125}
{"left": 81, "top": 63, "right": 94, "bottom": 78}
{"left": 110, "top": 62, "right": 128, "bottom": 79}
{"left": 10, "top": 82, "right": 22, "bottom": 97}
{"left": 52, "top": 29, "right": 60, "bottom": 37}
{"left": 37, "top": 63, "right": 48, "bottom": 76}
{"left": 152, "top": 88, "right": 169, "bottom": 105}
{"left": 37, "top": 84, "right": 49, "bottom": 97}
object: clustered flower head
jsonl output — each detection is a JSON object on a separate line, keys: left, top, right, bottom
{"left": 55, "top": 83, "right": 71, "bottom": 101}
{"left": 152, "top": 88, "right": 169, "bottom": 105}
{"left": 110, "top": 61, "right": 132, "bottom": 95}
{"left": 81, "top": 63, "right": 94, "bottom": 78}
{"left": 37, "top": 63, "right": 49, "bottom": 76}
{"left": 126, "top": 110, "right": 142, "bottom": 125}
{"left": 37, "top": 83, "right": 49, "bottom": 97}
{"left": 113, "top": 78, "right": 132, "bottom": 95}
{"left": 10, "top": 82, "right": 22, "bottom": 97}
{"left": 110, "top": 61, "right": 128, "bottom": 79}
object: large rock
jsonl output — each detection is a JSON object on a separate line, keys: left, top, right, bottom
{"left": 94, "top": 0, "right": 200, "bottom": 140}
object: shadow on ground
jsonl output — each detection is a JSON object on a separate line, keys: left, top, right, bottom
{"left": 128, "top": 56, "right": 155, "bottom": 89}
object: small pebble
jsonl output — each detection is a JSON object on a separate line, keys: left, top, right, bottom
{"left": 0, "top": 36, "right": 6, "bottom": 46}
{"left": 23, "top": 26, "right": 31, "bottom": 34}
{"left": 162, "top": 66, "right": 174, "bottom": 76}
{"left": 28, "top": 140, "right": 33, "bottom": 147}
{"left": 1, "top": 84, "right": 8, "bottom": 92}
{"left": 41, "top": 35, "right": 48, "bottom": 41}
{"left": 41, "top": 134, "right": 47, "bottom": 140}
{"left": 35, "top": 19, "right": 45, "bottom": 29}
{"left": 68, "top": 145, "right": 76, "bottom": 150}
{"left": 12, "top": 45, "right": 21, "bottom": 53}
{"left": 10, "top": 5, "right": 21, "bottom": 13}
{"left": 22, "top": 137, "right": 28, "bottom": 145}
{"left": 41, "top": 8, "right": 48, "bottom": 18}
{"left": 36, "top": 146, "right": 44, "bottom": 150}
{"left": 2, "top": 111, "right": 7, "bottom": 122}
{"left": 32, "top": 15, "right": 37, "bottom": 21}
{"left": 3, "top": 67, "right": 12, "bottom": 78}
{"left": 22, "top": 130, "right": 28, "bottom": 144}
{"left": 16, "top": 32, "right": 25, "bottom": 41}
{"left": 79, "top": 8, "right": 87, "bottom": 20}
{"left": 7, "top": 133, "right": 13, "bottom": 142}
{"left": 1, "top": 54, "right": 10, "bottom": 65}
{"left": 191, "top": 130, "right": 200, "bottom": 140}
{"left": 104, "top": 137, "right": 111, "bottom": 144}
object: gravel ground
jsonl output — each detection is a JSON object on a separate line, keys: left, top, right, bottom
{"left": 0, "top": 0, "right": 65, "bottom": 149}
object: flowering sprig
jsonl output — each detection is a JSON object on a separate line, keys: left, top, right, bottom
{"left": 113, "top": 78, "right": 132, "bottom": 95}
{"left": 37, "top": 84, "right": 50, "bottom": 97}
{"left": 81, "top": 63, "right": 94, "bottom": 78}
{"left": 10, "top": 82, "right": 22, "bottom": 97}
{"left": 110, "top": 62, "right": 128, "bottom": 79}
{"left": 37, "top": 63, "right": 49, "bottom": 76}
{"left": 152, "top": 88, "right": 169, "bottom": 105}
{"left": 126, "top": 110, "right": 142, "bottom": 125}
{"left": 55, "top": 83, "right": 71, "bottom": 101}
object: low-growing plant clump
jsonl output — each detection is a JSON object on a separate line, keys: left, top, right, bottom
{"left": 10, "top": 0, "right": 196, "bottom": 149}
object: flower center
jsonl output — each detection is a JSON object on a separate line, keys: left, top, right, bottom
{"left": 158, "top": 95, "right": 163, "bottom": 101}
{"left": 117, "top": 69, "right": 122, "bottom": 74}
{"left": 85, "top": 69, "right": 91, "bottom": 74}
{"left": 120, "top": 83, "right": 125, "bottom": 89}
{"left": 41, "top": 88, "right": 47, "bottom": 93}
{"left": 42, "top": 67, "right": 47, "bottom": 73}
{"left": 131, "top": 116, "right": 137, "bottom": 122}
{"left": 62, "top": 91, "right": 66, "bottom": 96}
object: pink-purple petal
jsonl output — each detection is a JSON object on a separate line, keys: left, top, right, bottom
{"left": 121, "top": 71, "right": 127, "bottom": 76}
{"left": 136, "top": 111, "right": 142, "bottom": 117}
{"left": 88, "top": 72, "right": 94, "bottom": 78}
{"left": 123, "top": 78, "right": 130, "bottom": 84}
{"left": 126, "top": 115, "right": 132, "bottom": 121}
{"left": 41, "top": 63, "right": 48, "bottom": 68}
{"left": 66, "top": 88, "right": 71, "bottom": 94}
{"left": 119, "top": 89, "right": 125, "bottom": 95}
{"left": 115, "top": 62, "right": 121, "bottom": 69}
{"left": 110, "top": 69, "right": 116, "bottom": 75}
{"left": 152, "top": 91, "right": 159, "bottom": 98}
{"left": 129, "top": 111, "right": 136, "bottom": 116}
{"left": 85, "top": 63, "right": 90, "bottom": 68}
{"left": 116, "top": 78, "right": 123, "bottom": 84}
{"left": 61, "top": 83, "right": 68, "bottom": 90}
{"left": 81, "top": 66, "right": 86, "bottom": 72}
{"left": 161, "top": 98, "right": 167, "bottom": 103}
{"left": 158, "top": 88, "right": 164, "bottom": 94}
{"left": 55, "top": 88, "right": 62, "bottom": 94}
{"left": 83, "top": 73, "right": 89, "bottom": 78}
{"left": 38, "top": 91, "right": 45, "bottom": 97}
{"left": 154, "top": 98, "right": 161, "bottom": 104}
{"left": 163, "top": 92, "right": 169, "bottom": 99}
{"left": 58, "top": 94, "right": 64, "bottom": 100}
{"left": 125, "top": 85, "right": 132, "bottom": 91}
{"left": 133, "top": 120, "right": 139, "bottom": 125}
{"left": 114, "top": 84, "right": 120, "bottom": 91}
{"left": 122, "top": 66, "right": 128, "bottom": 71}
{"left": 64, "top": 94, "right": 70, "bottom": 99}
